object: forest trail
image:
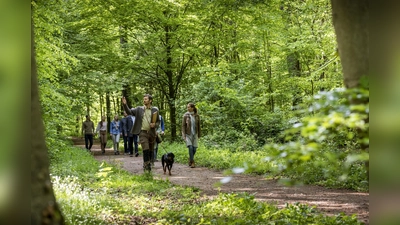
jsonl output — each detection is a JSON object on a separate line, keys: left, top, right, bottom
{"left": 72, "top": 137, "right": 369, "bottom": 224}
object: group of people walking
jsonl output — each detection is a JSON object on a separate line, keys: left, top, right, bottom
{"left": 81, "top": 94, "right": 201, "bottom": 172}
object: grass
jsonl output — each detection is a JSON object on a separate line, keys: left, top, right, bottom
{"left": 49, "top": 138, "right": 364, "bottom": 225}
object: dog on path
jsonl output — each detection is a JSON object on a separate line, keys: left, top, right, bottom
{"left": 161, "top": 152, "right": 175, "bottom": 176}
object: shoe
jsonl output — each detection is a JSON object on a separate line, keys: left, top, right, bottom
{"left": 102, "top": 151, "right": 105, "bottom": 155}
{"left": 135, "top": 153, "right": 139, "bottom": 157}
{"left": 129, "top": 154, "right": 133, "bottom": 157}
{"left": 190, "top": 161, "right": 195, "bottom": 168}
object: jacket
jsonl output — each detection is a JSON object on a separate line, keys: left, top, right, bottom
{"left": 123, "top": 104, "right": 160, "bottom": 136}
{"left": 82, "top": 120, "right": 94, "bottom": 135}
{"left": 122, "top": 115, "right": 134, "bottom": 137}
{"left": 109, "top": 120, "right": 121, "bottom": 135}
{"left": 181, "top": 112, "right": 201, "bottom": 139}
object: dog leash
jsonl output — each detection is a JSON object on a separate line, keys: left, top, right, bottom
{"left": 157, "top": 142, "right": 169, "bottom": 155}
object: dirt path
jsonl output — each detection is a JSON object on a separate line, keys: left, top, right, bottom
{"left": 72, "top": 138, "right": 369, "bottom": 224}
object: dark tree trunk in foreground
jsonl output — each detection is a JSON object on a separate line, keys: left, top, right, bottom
{"left": 31, "top": 21, "right": 65, "bottom": 225}
{"left": 331, "top": 0, "right": 369, "bottom": 89}
{"left": 331, "top": 0, "right": 369, "bottom": 179}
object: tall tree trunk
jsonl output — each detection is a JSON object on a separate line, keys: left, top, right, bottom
{"left": 122, "top": 84, "right": 131, "bottom": 111}
{"left": 164, "top": 24, "right": 178, "bottom": 140}
{"left": 331, "top": 0, "right": 368, "bottom": 89}
{"left": 106, "top": 92, "right": 111, "bottom": 131}
{"left": 331, "top": 0, "right": 369, "bottom": 179}
{"left": 263, "top": 32, "right": 274, "bottom": 112}
{"left": 100, "top": 95, "right": 103, "bottom": 117}
{"left": 31, "top": 21, "right": 65, "bottom": 225}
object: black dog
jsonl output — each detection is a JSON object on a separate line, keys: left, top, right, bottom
{"left": 161, "top": 152, "right": 175, "bottom": 176}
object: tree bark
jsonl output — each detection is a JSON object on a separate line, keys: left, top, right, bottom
{"left": 330, "top": 0, "right": 369, "bottom": 179}
{"left": 331, "top": 0, "right": 369, "bottom": 88}
{"left": 106, "top": 92, "right": 111, "bottom": 131}
{"left": 31, "top": 20, "right": 65, "bottom": 225}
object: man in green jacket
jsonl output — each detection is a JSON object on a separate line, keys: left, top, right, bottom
{"left": 82, "top": 115, "right": 95, "bottom": 151}
{"left": 122, "top": 94, "right": 160, "bottom": 172}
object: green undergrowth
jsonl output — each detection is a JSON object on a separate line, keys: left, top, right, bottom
{"left": 158, "top": 141, "right": 368, "bottom": 191}
{"left": 49, "top": 139, "right": 363, "bottom": 224}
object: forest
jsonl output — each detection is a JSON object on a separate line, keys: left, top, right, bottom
{"left": 31, "top": 0, "right": 369, "bottom": 224}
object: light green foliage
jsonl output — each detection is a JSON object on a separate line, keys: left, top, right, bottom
{"left": 161, "top": 141, "right": 272, "bottom": 173}
{"left": 263, "top": 87, "right": 369, "bottom": 191}
{"left": 50, "top": 140, "right": 361, "bottom": 224}
{"left": 35, "top": 0, "right": 369, "bottom": 222}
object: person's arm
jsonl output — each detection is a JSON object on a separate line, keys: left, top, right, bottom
{"left": 109, "top": 122, "right": 113, "bottom": 135}
{"left": 181, "top": 115, "right": 186, "bottom": 140}
{"left": 122, "top": 97, "right": 136, "bottom": 116}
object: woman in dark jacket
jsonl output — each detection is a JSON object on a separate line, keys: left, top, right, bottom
{"left": 182, "top": 103, "right": 201, "bottom": 168}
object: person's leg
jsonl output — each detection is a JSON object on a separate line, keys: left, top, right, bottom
{"left": 84, "top": 134, "right": 89, "bottom": 150}
{"left": 128, "top": 136, "right": 134, "bottom": 155}
{"left": 133, "top": 135, "right": 139, "bottom": 156}
{"left": 115, "top": 133, "right": 120, "bottom": 153}
{"left": 100, "top": 132, "right": 105, "bottom": 153}
{"left": 101, "top": 132, "right": 107, "bottom": 153}
{"left": 193, "top": 147, "right": 197, "bottom": 157}
{"left": 149, "top": 135, "right": 155, "bottom": 165}
{"left": 112, "top": 134, "right": 117, "bottom": 154}
{"left": 191, "top": 146, "right": 197, "bottom": 168}
{"left": 124, "top": 135, "right": 129, "bottom": 154}
{"left": 154, "top": 142, "right": 158, "bottom": 161}
{"left": 188, "top": 145, "right": 194, "bottom": 166}
{"left": 88, "top": 134, "right": 93, "bottom": 150}
{"left": 139, "top": 132, "right": 151, "bottom": 171}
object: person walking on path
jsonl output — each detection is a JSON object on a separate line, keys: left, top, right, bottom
{"left": 122, "top": 94, "right": 160, "bottom": 171}
{"left": 122, "top": 111, "right": 136, "bottom": 157}
{"left": 110, "top": 115, "right": 122, "bottom": 155}
{"left": 82, "top": 115, "right": 95, "bottom": 151}
{"left": 182, "top": 103, "right": 201, "bottom": 168}
{"left": 95, "top": 116, "right": 107, "bottom": 154}
{"left": 121, "top": 112, "right": 130, "bottom": 155}
{"left": 153, "top": 115, "right": 165, "bottom": 162}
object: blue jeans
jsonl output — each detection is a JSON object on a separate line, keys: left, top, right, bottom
{"left": 111, "top": 134, "right": 120, "bottom": 152}
{"left": 188, "top": 145, "right": 197, "bottom": 161}
{"left": 84, "top": 134, "right": 93, "bottom": 150}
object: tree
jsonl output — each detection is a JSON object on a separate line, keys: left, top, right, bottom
{"left": 330, "top": 0, "right": 369, "bottom": 178}
{"left": 31, "top": 20, "right": 65, "bottom": 224}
